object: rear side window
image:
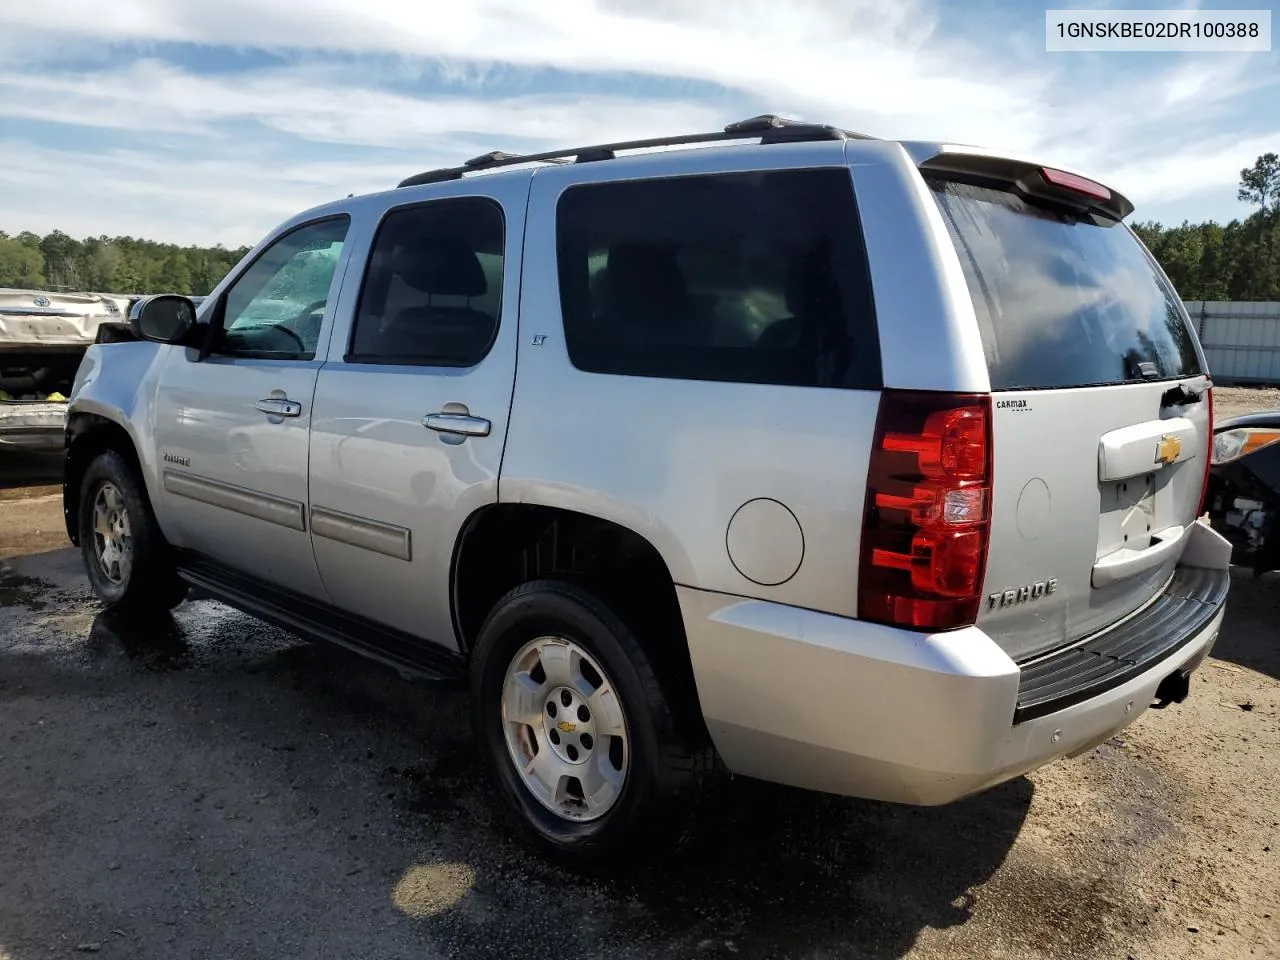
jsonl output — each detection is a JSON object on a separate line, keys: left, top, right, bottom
{"left": 928, "top": 178, "right": 1203, "bottom": 390}
{"left": 349, "top": 197, "right": 504, "bottom": 366}
{"left": 555, "top": 169, "right": 880, "bottom": 389}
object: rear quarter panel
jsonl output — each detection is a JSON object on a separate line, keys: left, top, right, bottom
{"left": 502, "top": 140, "right": 979, "bottom": 613}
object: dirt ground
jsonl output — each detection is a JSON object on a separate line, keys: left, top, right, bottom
{"left": 1214, "top": 385, "right": 1280, "bottom": 421}
{"left": 1, "top": 390, "right": 1278, "bottom": 960}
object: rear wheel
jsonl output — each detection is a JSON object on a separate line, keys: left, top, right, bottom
{"left": 471, "top": 579, "right": 703, "bottom": 865}
{"left": 78, "top": 449, "right": 188, "bottom": 613}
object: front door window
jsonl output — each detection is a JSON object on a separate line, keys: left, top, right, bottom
{"left": 217, "top": 216, "right": 350, "bottom": 359}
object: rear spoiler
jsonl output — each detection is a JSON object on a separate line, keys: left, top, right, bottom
{"left": 913, "top": 147, "right": 1134, "bottom": 221}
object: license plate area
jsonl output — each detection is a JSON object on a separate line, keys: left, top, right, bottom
{"left": 1097, "top": 472, "right": 1157, "bottom": 558}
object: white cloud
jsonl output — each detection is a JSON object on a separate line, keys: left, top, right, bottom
{"left": 1108, "top": 133, "right": 1280, "bottom": 209}
{"left": 0, "top": 60, "right": 725, "bottom": 149}
{"left": 0, "top": 0, "right": 1054, "bottom": 148}
{"left": 0, "top": 0, "right": 1276, "bottom": 243}
{"left": 0, "top": 141, "right": 399, "bottom": 247}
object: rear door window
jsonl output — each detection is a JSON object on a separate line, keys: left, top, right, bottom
{"left": 928, "top": 178, "right": 1203, "bottom": 390}
{"left": 555, "top": 168, "right": 880, "bottom": 390}
{"left": 349, "top": 198, "right": 505, "bottom": 367}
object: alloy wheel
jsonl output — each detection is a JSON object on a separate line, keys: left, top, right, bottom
{"left": 501, "top": 636, "right": 630, "bottom": 822}
{"left": 91, "top": 482, "right": 132, "bottom": 584}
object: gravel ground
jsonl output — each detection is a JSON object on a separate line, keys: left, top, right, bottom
{"left": 1214, "top": 385, "right": 1280, "bottom": 421}
{"left": 1, "top": 394, "right": 1279, "bottom": 960}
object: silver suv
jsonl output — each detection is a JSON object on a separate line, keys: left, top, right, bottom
{"left": 63, "top": 116, "right": 1232, "bottom": 863}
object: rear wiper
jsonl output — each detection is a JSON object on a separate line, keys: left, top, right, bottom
{"left": 1160, "top": 382, "right": 1204, "bottom": 408}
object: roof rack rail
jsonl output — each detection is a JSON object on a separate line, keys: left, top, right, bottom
{"left": 396, "top": 114, "right": 876, "bottom": 188}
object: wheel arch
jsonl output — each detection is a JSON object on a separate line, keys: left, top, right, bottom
{"left": 64, "top": 412, "right": 145, "bottom": 545}
{"left": 451, "top": 503, "right": 708, "bottom": 740}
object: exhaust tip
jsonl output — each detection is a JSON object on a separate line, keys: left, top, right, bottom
{"left": 1151, "top": 670, "right": 1191, "bottom": 709}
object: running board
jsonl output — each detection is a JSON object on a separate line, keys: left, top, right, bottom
{"left": 174, "top": 550, "right": 466, "bottom": 685}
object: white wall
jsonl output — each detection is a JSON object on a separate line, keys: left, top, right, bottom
{"left": 1184, "top": 301, "right": 1280, "bottom": 385}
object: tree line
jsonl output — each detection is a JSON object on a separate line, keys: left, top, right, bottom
{"left": 1133, "top": 151, "right": 1279, "bottom": 301}
{"left": 0, "top": 229, "right": 250, "bottom": 297}
{"left": 2, "top": 154, "right": 1277, "bottom": 302}
{"left": 1133, "top": 213, "right": 1279, "bottom": 302}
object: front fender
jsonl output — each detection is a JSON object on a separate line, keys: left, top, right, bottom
{"left": 63, "top": 341, "right": 170, "bottom": 543}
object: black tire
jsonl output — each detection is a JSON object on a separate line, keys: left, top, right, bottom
{"left": 78, "top": 449, "right": 188, "bottom": 614}
{"left": 471, "top": 579, "right": 704, "bottom": 866}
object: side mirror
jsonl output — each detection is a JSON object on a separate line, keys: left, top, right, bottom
{"left": 129, "top": 294, "right": 200, "bottom": 345}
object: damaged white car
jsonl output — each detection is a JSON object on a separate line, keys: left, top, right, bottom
{"left": 0, "top": 288, "right": 129, "bottom": 450}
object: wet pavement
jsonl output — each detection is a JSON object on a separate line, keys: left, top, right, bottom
{"left": 1, "top": 458, "right": 1278, "bottom": 959}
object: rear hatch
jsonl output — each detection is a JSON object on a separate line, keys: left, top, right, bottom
{"left": 925, "top": 170, "right": 1211, "bottom": 662}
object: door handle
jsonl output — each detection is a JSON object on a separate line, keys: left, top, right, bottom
{"left": 255, "top": 398, "right": 302, "bottom": 418}
{"left": 423, "top": 411, "right": 491, "bottom": 438}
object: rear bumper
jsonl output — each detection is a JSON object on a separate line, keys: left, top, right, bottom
{"left": 680, "top": 545, "right": 1229, "bottom": 806}
{"left": 0, "top": 402, "right": 67, "bottom": 450}
{"left": 1015, "top": 564, "right": 1228, "bottom": 722}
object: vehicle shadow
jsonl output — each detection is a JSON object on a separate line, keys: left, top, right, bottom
{"left": 85, "top": 607, "right": 194, "bottom": 671}
{"left": 1209, "top": 568, "right": 1280, "bottom": 681}
{"left": 403, "top": 773, "right": 1034, "bottom": 960}
{"left": 1, "top": 577, "right": 1033, "bottom": 960}
{"left": 653, "top": 777, "right": 1031, "bottom": 956}
{"left": 361, "top": 642, "right": 1035, "bottom": 959}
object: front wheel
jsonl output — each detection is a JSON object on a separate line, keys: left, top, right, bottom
{"left": 78, "top": 449, "right": 188, "bottom": 613}
{"left": 471, "top": 580, "right": 703, "bottom": 865}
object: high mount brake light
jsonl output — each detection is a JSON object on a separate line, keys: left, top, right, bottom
{"left": 1040, "top": 167, "right": 1111, "bottom": 202}
{"left": 858, "top": 391, "right": 993, "bottom": 631}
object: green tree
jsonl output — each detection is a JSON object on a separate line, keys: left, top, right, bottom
{"left": 39, "top": 230, "right": 84, "bottom": 289}
{"left": 1196, "top": 223, "right": 1229, "bottom": 301}
{"left": 1228, "top": 153, "right": 1280, "bottom": 300}
{"left": 1154, "top": 221, "right": 1204, "bottom": 295}
{"left": 1, "top": 226, "right": 252, "bottom": 296}
{"left": 156, "top": 253, "right": 194, "bottom": 294}
{"left": 0, "top": 234, "right": 47, "bottom": 287}
{"left": 79, "top": 237, "right": 123, "bottom": 291}
{"left": 1238, "top": 152, "right": 1280, "bottom": 214}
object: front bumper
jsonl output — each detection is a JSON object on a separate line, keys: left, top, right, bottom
{"left": 680, "top": 526, "right": 1230, "bottom": 806}
{"left": 0, "top": 402, "right": 67, "bottom": 450}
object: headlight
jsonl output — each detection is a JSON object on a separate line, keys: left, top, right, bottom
{"left": 1212, "top": 427, "right": 1280, "bottom": 465}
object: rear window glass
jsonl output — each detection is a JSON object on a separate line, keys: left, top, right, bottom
{"left": 555, "top": 169, "right": 880, "bottom": 390}
{"left": 928, "top": 178, "right": 1203, "bottom": 390}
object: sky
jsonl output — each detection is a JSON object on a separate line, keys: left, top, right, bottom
{"left": 0, "top": 0, "right": 1276, "bottom": 247}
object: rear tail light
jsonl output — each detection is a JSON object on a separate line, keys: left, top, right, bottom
{"left": 1197, "top": 382, "right": 1214, "bottom": 516}
{"left": 858, "top": 391, "right": 993, "bottom": 631}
